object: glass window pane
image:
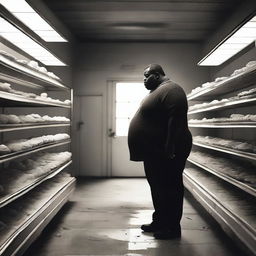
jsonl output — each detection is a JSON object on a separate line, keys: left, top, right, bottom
{"left": 116, "top": 118, "right": 129, "bottom": 136}
{"left": 115, "top": 82, "right": 148, "bottom": 136}
{"left": 116, "top": 102, "right": 139, "bottom": 118}
{"left": 116, "top": 82, "right": 148, "bottom": 102}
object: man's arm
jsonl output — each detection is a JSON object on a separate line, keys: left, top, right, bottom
{"left": 161, "top": 84, "right": 185, "bottom": 159}
{"left": 165, "top": 115, "right": 183, "bottom": 159}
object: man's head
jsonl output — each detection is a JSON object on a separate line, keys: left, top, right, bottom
{"left": 144, "top": 64, "right": 166, "bottom": 90}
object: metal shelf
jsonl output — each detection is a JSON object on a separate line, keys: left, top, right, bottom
{"left": 187, "top": 158, "right": 256, "bottom": 197}
{"left": 0, "top": 73, "right": 44, "bottom": 90}
{"left": 0, "top": 56, "right": 69, "bottom": 91}
{"left": 188, "top": 97, "right": 256, "bottom": 115}
{"left": 0, "top": 139, "right": 71, "bottom": 164}
{"left": 0, "top": 91, "right": 71, "bottom": 108}
{"left": 0, "top": 177, "right": 75, "bottom": 256}
{"left": 187, "top": 65, "right": 256, "bottom": 101}
{"left": 193, "top": 142, "right": 256, "bottom": 161}
{"left": 183, "top": 168, "right": 256, "bottom": 255}
{"left": 189, "top": 122, "right": 256, "bottom": 128}
{"left": 0, "top": 160, "right": 72, "bottom": 209}
{"left": 0, "top": 122, "right": 70, "bottom": 133}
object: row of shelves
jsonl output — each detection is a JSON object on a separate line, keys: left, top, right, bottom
{"left": 188, "top": 142, "right": 256, "bottom": 197}
{"left": 0, "top": 91, "right": 71, "bottom": 108}
{"left": 0, "top": 160, "right": 72, "bottom": 209}
{"left": 0, "top": 176, "right": 76, "bottom": 256}
{"left": 187, "top": 158, "right": 256, "bottom": 197}
{"left": 0, "top": 56, "right": 69, "bottom": 91}
{"left": 0, "top": 139, "right": 71, "bottom": 164}
{"left": 192, "top": 142, "right": 256, "bottom": 161}
{"left": 0, "top": 9, "right": 74, "bottom": 256}
{"left": 188, "top": 122, "right": 256, "bottom": 128}
{"left": 187, "top": 60, "right": 256, "bottom": 256}
{"left": 0, "top": 123, "right": 70, "bottom": 133}
{"left": 183, "top": 168, "right": 256, "bottom": 256}
{"left": 188, "top": 96, "right": 256, "bottom": 115}
{"left": 187, "top": 64, "right": 256, "bottom": 101}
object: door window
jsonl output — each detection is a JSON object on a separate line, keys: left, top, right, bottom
{"left": 115, "top": 82, "right": 148, "bottom": 136}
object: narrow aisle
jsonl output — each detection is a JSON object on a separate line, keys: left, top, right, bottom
{"left": 24, "top": 178, "right": 247, "bottom": 256}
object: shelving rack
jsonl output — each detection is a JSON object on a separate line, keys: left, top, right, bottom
{"left": 0, "top": 139, "right": 71, "bottom": 164}
{"left": 0, "top": 123, "right": 70, "bottom": 133}
{"left": 0, "top": 55, "right": 68, "bottom": 91}
{"left": 183, "top": 168, "right": 256, "bottom": 255}
{"left": 188, "top": 122, "right": 256, "bottom": 128}
{"left": 192, "top": 141, "right": 256, "bottom": 161}
{"left": 188, "top": 97, "right": 256, "bottom": 115}
{"left": 187, "top": 65, "right": 256, "bottom": 101}
{"left": 0, "top": 91, "right": 71, "bottom": 108}
{"left": 0, "top": 160, "right": 72, "bottom": 209}
{"left": 0, "top": 7, "right": 74, "bottom": 255}
{"left": 186, "top": 65, "right": 256, "bottom": 256}
{"left": 0, "top": 176, "right": 75, "bottom": 256}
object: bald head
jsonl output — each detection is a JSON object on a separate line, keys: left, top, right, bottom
{"left": 144, "top": 64, "right": 165, "bottom": 76}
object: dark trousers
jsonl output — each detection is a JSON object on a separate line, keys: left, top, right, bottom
{"left": 143, "top": 154, "right": 188, "bottom": 229}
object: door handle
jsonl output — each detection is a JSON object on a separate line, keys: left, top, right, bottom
{"left": 77, "top": 121, "right": 84, "bottom": 130}
{"left": 108, "top": 128, "right": 116, "bottom": 138}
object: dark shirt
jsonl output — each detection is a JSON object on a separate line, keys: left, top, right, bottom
{"left": 128, "top": 79, "right": 192, "bottom": 161}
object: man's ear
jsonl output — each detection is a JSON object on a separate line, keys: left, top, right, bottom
{"left": 155, "top": 74, "right": 159, "bottom": 79}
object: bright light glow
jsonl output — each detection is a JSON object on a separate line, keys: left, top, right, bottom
{"left": 0, "top": 18, "right": 66, "bottom": 66}
{"left": 199, "top": 15, "right": 256, "bottom": 66}
{"left": 0, "top": 0, "right": 67, "bottom": 42}
{"left": 115, "top": 82, "right": 148, "bottom": 136}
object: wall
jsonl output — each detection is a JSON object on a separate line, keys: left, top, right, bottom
{"left": 72, "top": 42, "right": 210, "bottom": 176}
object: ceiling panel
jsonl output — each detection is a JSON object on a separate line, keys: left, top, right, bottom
{"left": 42, "top": 0, "right": 244, "bottom": 42}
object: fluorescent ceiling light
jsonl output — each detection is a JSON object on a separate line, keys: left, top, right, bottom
{"left": 0, "top": 0, "right": 67, "bottom": 42}
{"left": 199, "top": 15, "right": 256, "bottom": 66}
{"left": 0, "top": 17, "right": 66, "bottom": 66}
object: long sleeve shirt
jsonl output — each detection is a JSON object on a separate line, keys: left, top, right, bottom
{"left": 128, "top": 79, "right": 192, "bottom": 161}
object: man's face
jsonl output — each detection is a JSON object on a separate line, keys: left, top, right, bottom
{"left": 144, "top": 67, "right": 158, "bottom": 90}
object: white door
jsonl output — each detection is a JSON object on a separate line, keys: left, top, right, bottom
{"left": 108, "top": 82, "right": 148, "bottom": 177}
{"left": 79, "top": 95, "right": 103, "bottom": 176}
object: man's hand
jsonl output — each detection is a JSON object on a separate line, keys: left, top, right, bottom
{"left": 165, "top": 144, "right": 176, "bottom": 159}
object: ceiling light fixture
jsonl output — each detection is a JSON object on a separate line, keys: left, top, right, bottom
{"left": 111, "top": 22, "right": 168, "bottom": 30}
{"left": 198, "top": 15, "right": 256, "bottom": 66}
{"left": 0, "top": 17, "right": 66, "bottom": 66}
{"left": 0, "top": 0, "right": 67, "bottom": 42}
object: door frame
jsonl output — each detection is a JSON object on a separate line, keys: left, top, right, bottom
{"left": 106, "top": 78, "right": 143, "bottom": 177}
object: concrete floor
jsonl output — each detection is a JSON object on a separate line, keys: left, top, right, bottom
{"left": 24, "top": 178, "right": 248, "bottom": 256}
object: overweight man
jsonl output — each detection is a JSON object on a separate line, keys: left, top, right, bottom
{"left": 128, "top": 64, "right": 192, "bottom": 239}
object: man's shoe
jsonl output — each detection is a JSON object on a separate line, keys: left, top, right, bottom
{"left": 141, "top": 223, "right": 160, "bottom": 232}
{"left": 154, "top": 228, "right": 181, "bottom": 239}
